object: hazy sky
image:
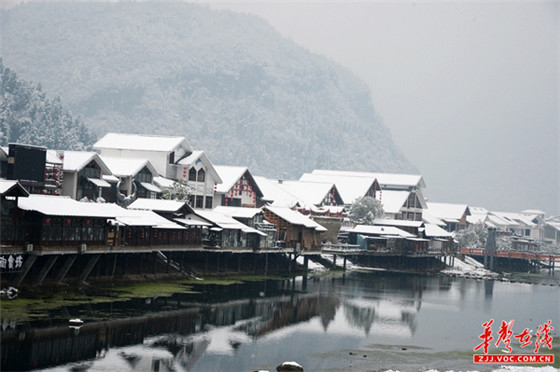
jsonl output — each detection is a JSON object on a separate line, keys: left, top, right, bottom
{"left": 209, "top": 1, "right": 559, "bottom": 215}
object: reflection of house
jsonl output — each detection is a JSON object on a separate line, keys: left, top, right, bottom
{"left": 425, "top": 202, "right": 470, "bottom": 232}
{"left": 263, "top": 206, "right": 327, "bottom": 250}
{"left": 101, "top": 156, "right": 160, "bottom": 200}
{"left": 61, "top": 151, "right": 112, "bottom": 201}
{"left": 213, "top": 166, "right": 263, "bottom": 208}
{"left": 175, "top": 150, "right": 222, "bottom": 209}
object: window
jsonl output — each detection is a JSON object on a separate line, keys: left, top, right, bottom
{"left": 205, "top": 196, "right": 213, "bottom": 209}
{"left": 169, "top": 151, "right": 175, "bottom": 164}
{"left": 197, "top": 168, "right": 205, "bottom": 182}
{"left": 189, "top": 168, "right": 197, "bottom": 181}
{"left": 135, "top": 168, "right": 152, "bottom": 183}
{"left": 195, "top": 195, "right": 204, "bottom": 208}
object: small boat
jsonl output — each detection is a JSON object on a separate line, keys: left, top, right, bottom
{"left": 68, "top": 318, "right": 84, "bottom": 328}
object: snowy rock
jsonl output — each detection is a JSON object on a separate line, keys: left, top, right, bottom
{"left": 441, "top": 255, "right": 500, "bottom": 280}
{"left": 276, "top": 361, "right": 304, "bottom": 371}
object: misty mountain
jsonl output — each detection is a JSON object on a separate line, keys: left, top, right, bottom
{"left": 0, "top": 59, "right": 95, "bottom": 150}
{"left": 1, "top": 2, "right": 415, "bottom": 178}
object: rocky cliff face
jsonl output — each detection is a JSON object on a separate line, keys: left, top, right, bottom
{"left": 1, "top": 2, "right": 415, "bottom": 178}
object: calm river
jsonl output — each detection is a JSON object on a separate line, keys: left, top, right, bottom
{"left": 2, "top": 271, "right": 559, "bottom": 372}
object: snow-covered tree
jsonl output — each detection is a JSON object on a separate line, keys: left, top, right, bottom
{"left": 161, "top": 179, "right": 193, "bottom": 202}
{"left": 348, "top": 196, "right": 384, "bottom": 225}
{"left": 454, "top": 223, "right": 488, "bottom": 248}
{"left": 0, "top": 59, "right": 95, "bottom": 150}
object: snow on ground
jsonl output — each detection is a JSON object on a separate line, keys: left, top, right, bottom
{"left": 441, "top": 254, "right": 501, "bottom": 279}
{"left": 295, "top": 255, "right": 327, "bottom": 271}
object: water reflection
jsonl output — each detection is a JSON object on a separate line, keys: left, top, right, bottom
{"left": 1, "top": 272, "right": 558, "bottom": 372}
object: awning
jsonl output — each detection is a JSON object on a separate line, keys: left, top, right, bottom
{"left": 140, "top": 182, "right": 162, "bottom": 193}
{"left": 210, "top": 227, "right": 223, "bottom": 232}
{"left": 88, "top": 178, "right": 111, "bottom": 188}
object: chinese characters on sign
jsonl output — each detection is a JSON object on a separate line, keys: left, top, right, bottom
{"left": 474, "top": 319, "right": 555, "bottom": 364}
{"left": 0, "top": 255, "right": 24, "bottom": 272}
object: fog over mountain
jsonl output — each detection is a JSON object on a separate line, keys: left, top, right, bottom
{"left": 0, "top": 2, "right": 415, "bottom": 180}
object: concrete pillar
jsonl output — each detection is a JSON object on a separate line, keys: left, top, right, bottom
{"left": 265, "top": 253, "right": 268, "bottom": 275}
{"left": 238, "top": 254, "right": 241, "bottom": 273}
{"left": 54, "top": 254, "right": 77, "bottom": 283}
{"left": 343, "top": 257, "right": 347, "bottom": 271}
{"left": 35, "top": 256, "right": 58, "bottom": 284}
{"left": 78, "top": 254, "right": 101, "bottom": 282}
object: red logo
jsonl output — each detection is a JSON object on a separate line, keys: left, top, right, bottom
{"left": 473, "top": 319, "right": 554, "bottom": 365}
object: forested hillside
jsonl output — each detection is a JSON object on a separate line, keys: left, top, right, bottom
{"left": 1, "top": 2, "right": 415, "bottom": 178}
{"left": 0, "top": 60, "right": 95, "bottom": 150}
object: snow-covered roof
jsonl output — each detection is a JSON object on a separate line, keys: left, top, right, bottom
{"left": 62, "top": 151, "right": 111, "bottom": 174}
{"left": 467, "top": 214, "right": 487, "bottom": 225}
{"left": 377, "top": 190, "right": 411, "bottom": 214}
{"left": 424, "top": 224, "right": 453, "bottom": 238}
{"left": 426, "top": 202, "right": 470, "bottom": 221}
{"left": 46, "top": 149, "right": 64, "bottom": 165}
{"left": 177, "top": 150, "right": 222, "bottom": 184}
{"left": 17, "top": 195, "right": 126, "bottom": 217}
{"left": 253, "top": 177, "right": 301, "bottom": 207}
{"left": 275, "top": 180, "right": 341, "bottom": 207}
{"left": 545, "top": 220, "right": 560, "bottom": 232}
{"left": 307, "top": 205, "right": 346, "bottom": 214}
{"left": 311, "top": 169, "right": 426, "bottom": 189}
{"left": 194, "top": 209, "right": 266, "bottom": 235}
{"left": 101, "top": 156, "right": 159, "bottom": 177}
{"left": 128, "top": 198, "right": 192, "bottom": 213}
{"left": 153, "top": 176, "right": 176, "bottom": 189}
{"left": 93, "top": 133, "right": 192, "bottom": 153}
{"left": 0, "top": 179, "right": 29, "bottom": 197}
{"left": 264, "top": 206, "right": 328, "bottom": 232}
{"left": 521, "top": 209, "right": 547, "bottom": 216}
{"left": 350, "top": 224, "right": 414, "bottom": 238}
{"left": 299, "top": 173, "right": 377, "bottom": 204}
{"left": 486, "top": 213, "right": 515, "bottom": 228}
{"left": 174, "top": 214, "right": 213, "bottom": 227}
{"left": 373, "top": 218, "right": 424, "bottom": 228}
{"left": 491, "top": 211, "right": 537, "bottom": 228}
{"left": 422, "top": 210, "right": 447, "bottom": 227}
{"left": 114, "top": 209, "right": 186, "bottom": 229}
{"left": 213, "top": 206, "right": 262, "bottom": 219}
{"left": 214, "top": 165, "right": 262, "bottom": 197}
{"left": 0, "top": 147, "right": 7, "bottom": 161}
